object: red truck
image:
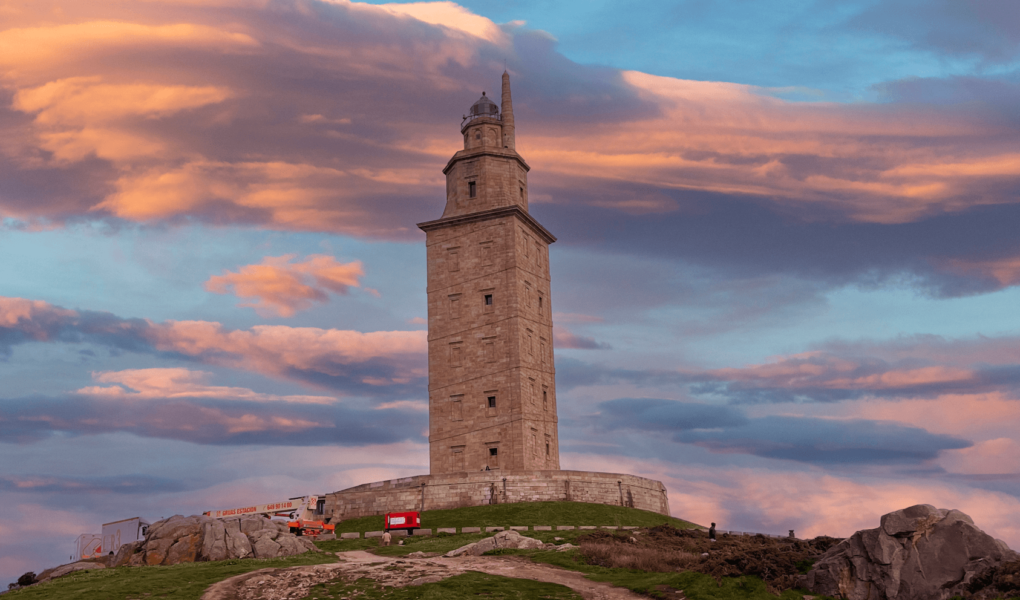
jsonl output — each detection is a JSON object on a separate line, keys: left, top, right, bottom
{"left": 384, "top": 512, "right": 420, "bottom": 534}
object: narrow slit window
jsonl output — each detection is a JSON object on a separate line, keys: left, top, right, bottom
{"left": 543, "top": 389, "right": 548, "bottom": 410}
{"left": 487, "top": 395, "right": 496, "bottom": 408}
{"left": 538, "top": 296, "right": 543, "bottom": 314}
{"left": 546, "top": 442, "right": 550, "bottom": 457}
{"left": 469, "top": 181, "right": 477, "bottom": 198}
{"left": 519, "top": 186, "right": 524, "bottom": 199}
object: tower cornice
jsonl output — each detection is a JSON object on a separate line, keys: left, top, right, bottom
{"left": 417, "top": 205, "right": 556, "bottom": 245}
{"left": 442, "top": 147, "right": 530, "bottom": 176}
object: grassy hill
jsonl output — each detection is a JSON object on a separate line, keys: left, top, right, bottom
{"left": 330, "top": 500, "right": 702, "bottom": 533}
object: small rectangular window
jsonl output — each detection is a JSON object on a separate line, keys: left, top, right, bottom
{"left": 469, "top": 181, "right": 477, "bottom": 198}
{"left": 538, "top": 296, "right": 543, "bottom": 314}
{"left": 487, "top": 395, "right": 496, "bottom": 408}
{"left": 451, "top": 395, "right": 463, "bottom": 421}
{"left": 546, "top": 442, "right": 550, "bottom": 457}
{"left": 543, "top": 389, "right": 548, "bottom": 410}
{"left": 484, "top": 294, "right": 493, "bottom": 305}
{"left": 484, "top": 340, "right": 496, "bottom": 363}
{"left": 489, "top": 447, "right": 498, "bottom": 456}
{"left": 520, "top": 186, "right": 524, "bottom": 199}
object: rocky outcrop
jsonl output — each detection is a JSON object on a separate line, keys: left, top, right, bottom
{"left": 444, "top": 529, "right": 546, "bottom": 557}
{"left": 114, "top": 515, "right": 318, "bottom": 567}
{"left": 36, "top": 561, "right": 106, "bottom": 583}
{"left": 808, "top": 504, "right": 1018, "bottom": 600}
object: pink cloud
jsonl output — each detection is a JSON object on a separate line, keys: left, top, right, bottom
{"left": 205, "top": 254, "right": 365, "bottom": 317}
{"left": 77, "top": 368, "right": 338, "bottom": 404}
{"left": 553, "top": 325, "right": 610, "bottom": 350}
{"left": 564, "top": 453, "right": 1020, "bottom": 549}
{"left": 0, "top": 295, "right": 427, "bottom": 391}
{"left": 704, "top": 350, "right": 980, "bottom": 392}
{"left": 1, "top": 0, "right": 1016, "bottom": 234}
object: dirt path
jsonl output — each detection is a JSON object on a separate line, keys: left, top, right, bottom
{"left": 201, "top": 549, "right": 649, "bottom": 600}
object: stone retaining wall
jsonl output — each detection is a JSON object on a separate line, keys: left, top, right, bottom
{"left": 323, "top": 469, "right": 669, "bottom": 523}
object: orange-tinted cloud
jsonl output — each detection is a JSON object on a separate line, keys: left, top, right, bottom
{"left": 77, "top": 368, "right": 338, "bottom": 404}
{"left": 0, "top": 295, "right": 427, "bottom": 394}
{"left": 706, "top": 351, "right": 977, "bottom": 392}
{"left": 205, "top": 254, "right": 365, "bottom": 317}
{"left": 564, "top": 453, "right": 1020, "bottom": 549}
{"left": 2, "top": 0, "right": 1017, "bottom": 239}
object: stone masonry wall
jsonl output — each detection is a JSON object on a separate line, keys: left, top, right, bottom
{"left": 323, "top": 470, "right": 670, "bottom": 523}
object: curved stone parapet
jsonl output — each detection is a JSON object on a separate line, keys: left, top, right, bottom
{"left": 323, "top": 469, "right": 670, "bottom": 523}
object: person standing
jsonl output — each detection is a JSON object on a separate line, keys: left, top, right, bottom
{"left": 709, "top": 523, "right": 716, "bottom": 541}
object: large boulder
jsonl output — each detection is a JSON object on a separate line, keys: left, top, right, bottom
{"left": 808, "top": 504, "right": 1018, "bottom": 600}
{"left": 115, "top": 514, "right": 318, "bottom": 566}
{"left": 444, "top": 530, "right": 546, "bottom": 557}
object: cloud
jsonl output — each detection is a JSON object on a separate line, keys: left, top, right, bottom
{"left": 0, "top": 0, "right": 1016, "bottom": 289}
{"left": 0, "top": 296, "right": 427, "bottom": 397}
{"left": 205, "top": 254, "right": 365, "bottom": 317}
{"left": 0, "top": 474, "right": 187, "bottom": 494}
{"left": 596, "top": 398, "right": 971, "bottom": 466}
{"left": 553, "top": 325, "right": 610, "bottom": 350}
{"left": 0, "top": 390, "right": 425, "bottom": 446}
{"left": 845, "top": 0, "right": 1020, "bottom": 64}
{"left": 77, "top": 368, "right": 338, "bottom": 404}
{"left": 686, "top": 336, "right": 1020, "bottom": 403}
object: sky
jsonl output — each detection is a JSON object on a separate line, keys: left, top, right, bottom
{"left": 1, "top": 0, "right": 1020, "bottom": 582}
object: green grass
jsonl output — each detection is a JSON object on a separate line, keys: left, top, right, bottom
{"left": 316, "top": 532, "right": 493, "bottom": 556}
{"left": 315, "top": 527, "right": 590, "bottom": 557}
{"left": 5, "top": 553, "right": 338, "bottom": 600}
{"left": 519, "top": 549, "right": 835, "bottom": 600}
{"left": 331, "top": 501, "right": 700, "bottom": 534}
{"left": 301, "top": 571, "right": 582, "bottom": 600}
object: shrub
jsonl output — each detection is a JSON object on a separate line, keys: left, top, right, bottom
{"left": 17, "top": 571, "right": 37, "bottom": 586}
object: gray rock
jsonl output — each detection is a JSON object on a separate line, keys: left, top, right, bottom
{"left": 444, "top": 530, "right": 545, "bottom": 557}
{"left": 410, "top": 575, "right": 444, "bottom": 585}
{"left": 39, "top": 561, "right": 106, "bottom": 582}
{"left": 112, "top": 541, "right": 142, "bottom": 567}
{"left": 130, "top": 514, "right": 314, "bottom": 565}
{"left": 555, "top": 543, "right": 577, "bottom": 552}
{"left": 201, "top": 519, "right": 229, "bottom": 562}
{"left": 252, "top": 534, "right": 283, "bottom": 559}
{"left": 809, "top": 504, "right": 1019, "bottom": 600}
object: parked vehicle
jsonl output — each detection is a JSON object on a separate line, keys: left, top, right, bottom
{"left": 204, "top": 495, "right": 335, "bottom": 538}
{"left": 384, "top": 511, "right": 420, "bottom": 534}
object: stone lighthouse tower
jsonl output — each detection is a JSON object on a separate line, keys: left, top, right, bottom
{"left": 418, "top": 72, "right": 560, "bottom": 474}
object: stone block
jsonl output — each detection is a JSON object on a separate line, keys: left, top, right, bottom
{"left": 555, "top": 526, "right": 575, "bottom": 530}
{"left": 413, "top": 529, "right": 432, "bottom": 536}
{"left": 533, "top": 526, "right": 552, "bottom": 531}
{"left": 437, "top": 528, "right": 457, "bottom": 534}
{"left": 365, "top": 531, "right": 383, "bottom": 538}
{"left": 317, "top": 533, "right": 336, "bottom": 541}
{"left": 509, "top": 526, "right": 528, "bottom": 531}
{"left": 392, "top": 530, "right": 409, "bottom": 537}
{"left": 340, "top": 532, "right": 360, "bottom": 539}
{"left": 462, "top": 527, "right": 481, "bottom": 533}
{"left": 578, "top": 526, "right": 596, "bottom": 530}
{"left": 486, "top": 527, "right": 504, "bottom": 532}
{"left": 622, "top": 526, "right": 637, "bottom": 530}
{"left": 600, "top": 526, "right": 618, "bottom": 529}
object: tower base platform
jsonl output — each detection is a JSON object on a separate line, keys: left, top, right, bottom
{"left": 323, "top": 470, "right": 670, "bottom": 523}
